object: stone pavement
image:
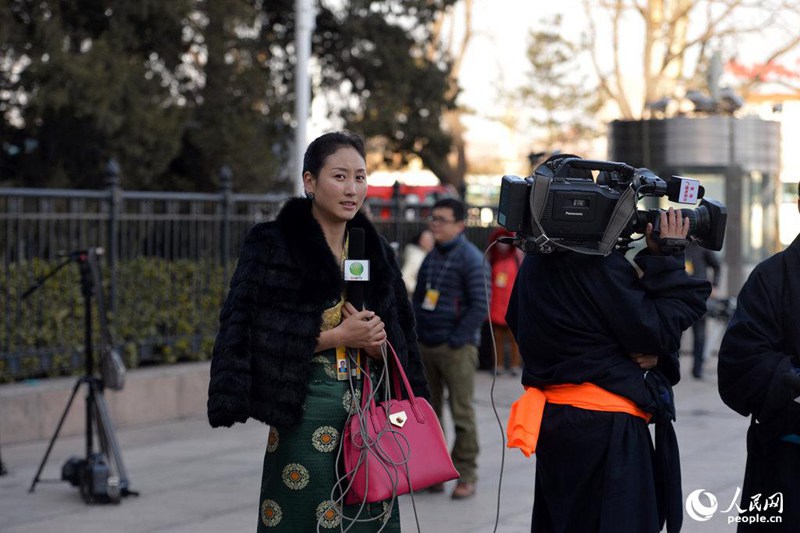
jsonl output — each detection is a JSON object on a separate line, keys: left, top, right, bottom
{"left": 1, "top": 329, "right": 753, "bottom": 532}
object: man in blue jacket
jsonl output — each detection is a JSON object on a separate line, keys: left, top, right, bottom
{"left": 413, "top": 198, "right": 490, "bottom": 499}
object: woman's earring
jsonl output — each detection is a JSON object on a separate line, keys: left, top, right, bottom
{"left": 305, "top": 191, "right": 315, "bottom": 200}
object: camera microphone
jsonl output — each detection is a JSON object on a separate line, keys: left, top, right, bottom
{"left": 347, "top": 228, "right": 366, "bottom": 310}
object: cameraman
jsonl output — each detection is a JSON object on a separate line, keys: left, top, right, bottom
{"left": 506, "top": 208, "right": 710, "bottom": 533}
{"left": 717, "top": 181, "right": 800, "bottom": 531}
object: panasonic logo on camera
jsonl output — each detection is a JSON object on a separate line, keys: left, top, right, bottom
{"left": 565, "top": 211, "right": 584, "bottom": 216}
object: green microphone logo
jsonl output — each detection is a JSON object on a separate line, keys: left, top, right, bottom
{"left": 349, "top": 262, "right": 364, "bottom": 276}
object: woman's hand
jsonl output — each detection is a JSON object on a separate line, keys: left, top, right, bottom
{"left": 629, "top": 352, "right": 659, "bottom": 370}
{"left": 340, "top": 302, "right": 387, "bottom": 360}
{"left": 645, "top": 207, "right": 689, "bottom": 255}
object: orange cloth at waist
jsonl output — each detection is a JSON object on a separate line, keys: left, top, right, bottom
{"left": 507, "top": 383, "right": 652, "bottom": 457}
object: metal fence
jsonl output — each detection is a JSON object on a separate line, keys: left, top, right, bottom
{"left": 1, "top": 170, "right": 286, "bottom": 381}
{"left": 1, "top": 181, "right": 496, "bottom": 382}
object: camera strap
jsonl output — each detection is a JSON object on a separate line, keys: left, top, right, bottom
{"left": 527, "top": 176, "right": 637, "bottom": 256}
{"left": 597, "top": 185, "right": 637, "bottom": 255}
{"left": 526, "top": 174, "right": 554, "bottom": 252}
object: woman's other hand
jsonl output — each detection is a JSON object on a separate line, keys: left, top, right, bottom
{"left": 340, "top": 302, "right": 387, "bottom": 359}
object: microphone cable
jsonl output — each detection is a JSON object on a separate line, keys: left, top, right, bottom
{"left": 482, "top": 239, "right": 507, "bottom": 533}
{"left": 325, "top": 343, "right": 423, "bottom": 533}
{"left": 324, "top": 236, "right": 513, "bottom": 533}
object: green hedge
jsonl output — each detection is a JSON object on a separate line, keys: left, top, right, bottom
{"left": 1, "top": 258, "right": 230, "bottom": 383}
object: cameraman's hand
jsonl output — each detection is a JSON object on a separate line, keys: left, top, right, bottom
{"left": 629, "top": 352, "right": 659, "bottom": 370}
{"left": 340, "top": 302, "right": 386, "bottom": 360}
{"left": 645, "top": 207, "right": 689, "bottom": 255}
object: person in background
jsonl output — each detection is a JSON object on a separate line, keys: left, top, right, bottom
{"left": 488, "top": 227, "right": 523, "bottom": 376}
{"left": 208, "top": 131, "right": 428, "bottom": 532}
{"left": 717, "top": 181, "right": 800, "bottom": 531}
{"left": 684, "top": 239, "right": 721, "bottom": 379}
{"left": 401, "top": 228, "right": 435, "bottom": 296}
{"left": 412, "top": 198, "right": 490, "bottom": 500}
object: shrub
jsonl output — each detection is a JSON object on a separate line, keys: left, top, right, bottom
{"left": 0, "top": 258, "right": 230, "bottom": 382}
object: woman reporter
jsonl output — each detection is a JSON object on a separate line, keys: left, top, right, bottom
{"left": 208, "top": 131, "right": 428, "bottom": 531}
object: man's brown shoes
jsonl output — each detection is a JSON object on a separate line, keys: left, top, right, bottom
{"left": 451, "top": 482, "right": 476, "bottom": 499}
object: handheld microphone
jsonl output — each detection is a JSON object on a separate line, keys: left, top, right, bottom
{"left": 346, "top": 228, "right": 366, "bottom": 310}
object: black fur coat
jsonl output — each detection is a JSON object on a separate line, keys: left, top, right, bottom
{"left": 207, "top": 197, "right": 429, "bottom": 428}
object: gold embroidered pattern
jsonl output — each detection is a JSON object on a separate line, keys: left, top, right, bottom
{"left": 319, "top": 233, "right": 348, "bottom": 332}
{"left": 266, "top": 426, "right": 279, "bottom": 453}
{"left": 281, "top": 463, "right": 310, "bottom": 490}
{"left": 342, "top": 389, "right": 362, "bottom": 414}
{"left": 312, "top": 355, "right": 338, "bottom": 378}
{"left": 382, "top": 501, "right": 394, "bottom": 524}
{"left": 260, "top": 499, "right": 282, "bottom": 527}
{"left": 320, "top": 297, "right": 345, "bottom": 331}
{"left": 316, "top": 500, "right": 342, "bottom": 529}
{"left": 311, "top": 426, "right": 339, "bottom": 453}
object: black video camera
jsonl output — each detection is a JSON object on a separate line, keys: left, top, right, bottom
{"left": 62, "top": 453, "right": 121, "bottom": 504}
{"left": 497, "top": 155, "right": 727, "bottom": 255}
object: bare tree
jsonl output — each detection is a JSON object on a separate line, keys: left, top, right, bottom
{"left": 582, "top": 0, "right": 800, "bottom": 119}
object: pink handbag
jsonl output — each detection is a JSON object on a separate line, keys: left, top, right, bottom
{"left": 342, "top": 342, "right": 459, "bottom": 505}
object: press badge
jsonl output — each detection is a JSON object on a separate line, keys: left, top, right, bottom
{"left": 336, "top": 346, "right": 349, "bottom": 380}
{"left": 422, "top": 287, "right": 440, "bottom": 311}
{"left": 336, "top": 346, "right": 361, "bottom": 380}
{"left": 495, "top": 271, "right": 509, "bottom": 288}
{"left": 350, "top": 350, "right": 362, "bottom": 379}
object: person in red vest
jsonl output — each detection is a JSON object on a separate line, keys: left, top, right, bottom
{"left": 488, "top": 227, "right": 523, "bottom": 375}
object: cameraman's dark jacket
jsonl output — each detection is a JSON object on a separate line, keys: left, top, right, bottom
{"left": 207, "top": 198, "right": 429, "bottom": 429}
{"left": 507, "top": 248, "right": 710, "bottom": 411}
{"left": 717, "top": 234, "right": 800, "bottom": 532}
{"left": 718, "top": 232, "right": 800, "bottom": 436}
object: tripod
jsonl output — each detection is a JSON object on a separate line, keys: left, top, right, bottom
{"left": 26, "top": 249, "right": 136, "bottom": 503}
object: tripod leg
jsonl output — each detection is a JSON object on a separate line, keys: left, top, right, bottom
{"left": 0, "top": 441, "right": 6, "bottom": 476}
{"left": 90, "top": 401, "right": 119, "bottom": 503}
{"left": 92, "top": 385, "right": 136, "bottom": 496}
{"left": 29, "top": 378, "right": 84, "bottom": 493}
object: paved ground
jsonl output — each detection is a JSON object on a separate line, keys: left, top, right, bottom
{"left": 1, "top": 324, "right": 754, "bottom": 532}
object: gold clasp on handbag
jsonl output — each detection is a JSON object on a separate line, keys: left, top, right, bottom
{"left": 389, "top": 411, "right": 407, "bottom": 428}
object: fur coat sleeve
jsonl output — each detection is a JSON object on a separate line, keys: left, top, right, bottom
{"left": 207, "top": 227, "right": 265, "bottom": 427}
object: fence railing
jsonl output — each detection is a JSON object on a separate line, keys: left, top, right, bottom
{"left": 1, "top": 171, "right": 287, "bottom": 381}
{"left": 1, "top": 182, "right": 497, "bottom": 382}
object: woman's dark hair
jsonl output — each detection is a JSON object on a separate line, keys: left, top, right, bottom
{"left": 302, "top": 131, "right": 366, "bottom": 178}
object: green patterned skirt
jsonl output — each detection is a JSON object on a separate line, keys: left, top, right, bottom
{"left": 257, "top": 349, "right": 401, "bottom": 532}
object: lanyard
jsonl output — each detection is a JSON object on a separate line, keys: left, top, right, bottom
{"left": 426, "top": 240, "right": 463, "bottom": 291}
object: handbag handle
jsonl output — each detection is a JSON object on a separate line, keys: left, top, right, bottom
{"left": 358, "top": 342, "right": 423, "bottom": 419}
